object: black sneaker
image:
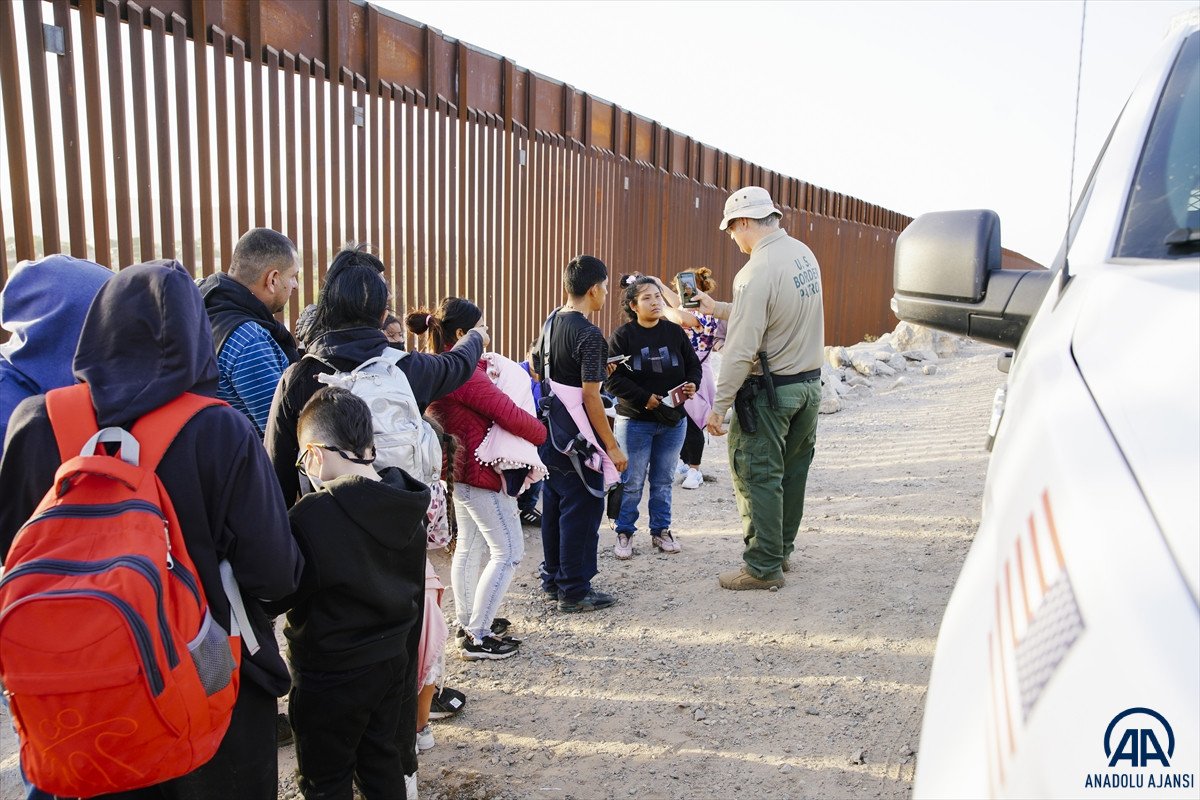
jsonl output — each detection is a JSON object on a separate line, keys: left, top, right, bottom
{"left": 460, "top": 634, "right": 520, "bottom": 661}
{"left": 428, "top": 687, "right": 467, "bottom": 720}
{"left": 519, "top": 508, "right": 542, "bottom": 527}
{"left": 558, "top": 589, "right": 618, "bottom": 613}
{"left": 456, "top": 618, "right": 512, "bottom": 641}
{"left": 458, "top": 633, "right": 520, "bottom": 652}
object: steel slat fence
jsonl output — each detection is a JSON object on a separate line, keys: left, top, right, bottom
{"left": 0, "top": 0, "right": 923, "bottom": 354}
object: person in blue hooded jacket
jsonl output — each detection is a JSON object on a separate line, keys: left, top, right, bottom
{"left": 0, "top": 255, "right": 113, "bottom": 453}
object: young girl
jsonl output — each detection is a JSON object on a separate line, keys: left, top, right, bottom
{"left": 604, "top": 276, "right": 702, "bottom": 558}
{"left": 408, "top": 298, "right": 547, "bottom": 660}
{"left": 414, "top": 417, "right": 465, "bottom": 757}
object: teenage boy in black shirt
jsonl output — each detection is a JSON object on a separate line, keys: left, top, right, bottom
{"left": 536, "top": 255, "right": 628, "bottom": 613}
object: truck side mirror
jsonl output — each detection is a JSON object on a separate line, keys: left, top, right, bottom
{"left": 891, "top": 210, "right": 1054, "bottom": 350}
{"left": 895, "top": 209, "right": 998, "bottom": 303}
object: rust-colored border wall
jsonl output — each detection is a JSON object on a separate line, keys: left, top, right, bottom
{"left": 1, "top": 0, "right": 933, "bottom": 351}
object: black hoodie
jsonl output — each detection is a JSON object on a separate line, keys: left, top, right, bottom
{"left": 263, "top": 468, "right": 429, "bottom": 674}
{"left": 198, "top": 272, "right": 300, "bottom": 363}
{"left": 264, "top": 325, "right": 484, "bottom": 504}
{"left": 0, "top": 261, "right": 304, "bottom": 697}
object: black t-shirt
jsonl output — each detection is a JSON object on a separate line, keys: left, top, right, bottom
{"left": 537, "top": 309, "right": 607, "bottom": 388}
{"left": 605, "top": 319, "right": 702, "bottom": 423}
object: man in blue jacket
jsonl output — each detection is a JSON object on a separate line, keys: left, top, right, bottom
{"left": 199, "top": 228, "right": 301, "bottom": 437}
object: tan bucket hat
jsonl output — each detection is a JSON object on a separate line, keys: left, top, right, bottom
{"left": 719, "top": 186, "right": 782, "bottom": 230}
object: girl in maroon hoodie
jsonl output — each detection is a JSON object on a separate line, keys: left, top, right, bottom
{"left": 408, "top": 298, "right": 547, "bottom": 661}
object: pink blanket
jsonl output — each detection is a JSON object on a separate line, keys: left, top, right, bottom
{"left": 547, "top": 378, "right": 621, "bottom": 489}
{"left": 683, "top": 356, "right": 716, "bottom": 429}
{"left": 474, "top": 353, "right": 548, "bottom": 494}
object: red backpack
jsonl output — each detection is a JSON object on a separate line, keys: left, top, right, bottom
{"left": 0, "top": 384, "right": 255, "bottom": 796}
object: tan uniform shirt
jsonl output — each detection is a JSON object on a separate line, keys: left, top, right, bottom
{"left": 711, "top": 228, "right": 825, "bottom": 417}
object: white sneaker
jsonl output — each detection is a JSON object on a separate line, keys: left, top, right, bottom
{"left": 675, "top": 460, "right": 689, "bottom": 482}
{"left": 614, "top": 533, "right": 633, "bottom": 559}
{"left": 416, "top": 724, "right": 435, "bottom": 752}
{"left": 681, "top": 467, "right": 703, "bottom": 489}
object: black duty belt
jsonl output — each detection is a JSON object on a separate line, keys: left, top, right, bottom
{"left": 771, "top": 368, "right": 821, "bottom": 386}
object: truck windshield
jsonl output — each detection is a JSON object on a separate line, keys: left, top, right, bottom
{"left": 1115, "top": 31, "right": 1200, "bottom": 259}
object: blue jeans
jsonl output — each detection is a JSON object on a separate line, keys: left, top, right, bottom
{"left": 539, "top": 459, "right": 604, "bottom": 603}
{"left": 614, "top": 416, "right": 687, "bottom": 537}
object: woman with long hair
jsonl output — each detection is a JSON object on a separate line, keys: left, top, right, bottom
{"left": 604, "top": 275, "right": 702, "bottom": 558}
{"left": 265, "top": 244, "right": 487, "bottom": 504}
{"left": 409, "top": 298, "right": 546, "bottom": 661}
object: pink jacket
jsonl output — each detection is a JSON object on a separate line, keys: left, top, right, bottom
{"left": 683, "top": 356, "right": 716, "bottom": 428}
{"left": 417, "top": 559, "right": 446, "bottom": 688}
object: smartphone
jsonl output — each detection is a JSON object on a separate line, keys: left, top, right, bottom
{"left": 676, "top": 271, "right": 700, "bottom": 308}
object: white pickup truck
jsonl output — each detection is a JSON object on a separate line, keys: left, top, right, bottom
{"left": 892, "top": 11, "right": 1199, "bottom": 798}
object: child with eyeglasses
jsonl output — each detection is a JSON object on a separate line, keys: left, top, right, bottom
{"left": 265, "top": 386, "right": 430, "bottom": 800}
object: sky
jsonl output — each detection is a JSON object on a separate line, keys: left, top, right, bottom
{"left": 380, "top": 0, "right": 1196, "bottom": 265}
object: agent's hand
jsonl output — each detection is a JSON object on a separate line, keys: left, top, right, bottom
{"left": 692, "top": 290, "right": 717, "bottom": 315}
{"left": 682, "top": 383, "right": 697, "bottom": 399}
{"left": 705, "top": 410, "right": 727, "bottom": 436}
{"left": 645, "top": 394, "right": 661, "bottom": 410}
{"left": 471, "top": 321, "right": 491, "bottom": 349}
{"left": 607, "top": 444, "right": 628, "bottom": 472}
{"left": 606, "top": 362, "right": 619, "bottom": 377}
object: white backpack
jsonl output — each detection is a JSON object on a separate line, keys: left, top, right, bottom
{"left": 314, "top": 349, "right": 443, "bottom": 486}
{"left": 314, "top": 350, "right": 451, "bottom": 548}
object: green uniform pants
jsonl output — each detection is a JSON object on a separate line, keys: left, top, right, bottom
{"left": 727, "top": 379, "right": 820, "bottom": 580}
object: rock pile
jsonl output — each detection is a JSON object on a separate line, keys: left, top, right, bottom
{"left": 818, "top": 321, "right": 967, "bottom": 414}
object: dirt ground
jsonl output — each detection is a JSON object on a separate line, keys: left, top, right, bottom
{"left": 0, "top": 340, "right": 1003, "bottom": 800}
{"left": 285, "top": 337, "right": 1003, "bottom": 800}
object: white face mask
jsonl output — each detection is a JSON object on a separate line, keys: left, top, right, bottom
{"left": 297, "top": 442, "right": 374, "bottom": 493}
{"left": 298, "top": 446, "right": 325, "bottom": 493}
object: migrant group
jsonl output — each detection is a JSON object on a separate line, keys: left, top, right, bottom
{"left": 0, "top": 185, "right": 824, "bottom": 799}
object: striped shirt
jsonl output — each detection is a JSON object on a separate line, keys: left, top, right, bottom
{"left": 217, "top": 322, "right": 289, "bottom": 437}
